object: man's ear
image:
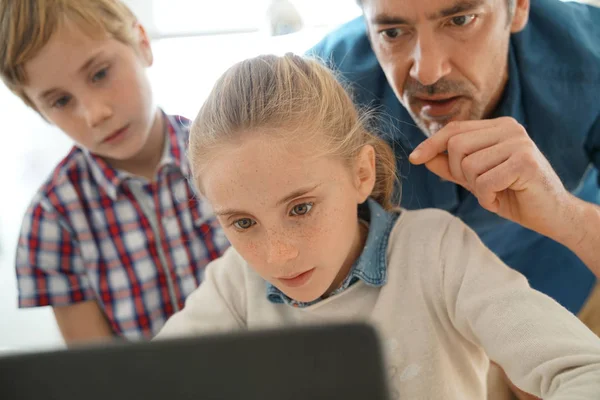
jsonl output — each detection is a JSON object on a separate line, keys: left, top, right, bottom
{"left": 510, "top": 0, "right": 530, "bottom": 33}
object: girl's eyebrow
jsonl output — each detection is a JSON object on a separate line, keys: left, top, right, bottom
{"left": 275, "top": 183, "right": 322, "bottom": 207}
{"left": 214, "top": 183, "right": 322, "bottom": 217}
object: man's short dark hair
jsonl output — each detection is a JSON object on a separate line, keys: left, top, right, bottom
{"left": 356, "top": 0, "right": 516, "bottom": 22}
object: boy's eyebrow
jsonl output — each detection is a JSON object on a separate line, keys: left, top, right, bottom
{"left": 370, "top": 0, "right": 485, "bottom": 25}
{"left": 38, "top": 88, "right": 59, "bottom": 101}
{"left": 38, "top": 51, "right": 105, "bottom": 101}
{"left": 78, "top": 51, "right": 105, "bottom": 75}
{"left": 214, "top": 184, "right": 322, "bottom": 217}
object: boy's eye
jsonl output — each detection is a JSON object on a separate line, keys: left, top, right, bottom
{"left": 449, "top": 14, "right": 476, "bottom": 27}
{"left": 290, "top": 202, "right": 313, "bottom": 216}
{"left": 52, "top": 95, "right": 72, "bottom": 109}
{"left": 233, "top": 218, "right": 256, "bottom": 230}
{"left": 92, "top": 67, "right": 109, "bottom": 83}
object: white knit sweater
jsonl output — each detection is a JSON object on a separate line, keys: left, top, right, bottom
{"left": 157, "top": 209, "right": 600, "bottom": 399}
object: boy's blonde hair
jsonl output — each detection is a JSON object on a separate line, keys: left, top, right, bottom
{"left": 189, "top": 53, "right": 398, "bottom": 210}
{"left": 0, "top": 0, "right": 138, "bottom": 108}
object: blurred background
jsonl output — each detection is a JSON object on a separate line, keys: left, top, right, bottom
{"left": 0, "top": 0, "right": 597, "bottom": 351}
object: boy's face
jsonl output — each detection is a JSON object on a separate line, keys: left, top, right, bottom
{"left": 22, "top": 20, "right": 157, "bottom": 161}
{"left": 200, "top": 134, "right": 375, "bottom": 303}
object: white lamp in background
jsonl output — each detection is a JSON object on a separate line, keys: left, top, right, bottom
{"left": 265, "top": 0, "right": 304, "bottom": 36}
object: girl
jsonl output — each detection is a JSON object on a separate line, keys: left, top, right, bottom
{"left": 156, "top": 54, "right": 600, "bottom": 399}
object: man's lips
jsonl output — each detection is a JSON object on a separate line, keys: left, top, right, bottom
{"left": 413, "top": 95, "right": 460, "bottom": 102}
{"left": 412, "top": 95, "right": 464, "bottom": 119}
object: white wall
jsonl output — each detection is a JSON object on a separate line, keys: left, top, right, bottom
{"left": 0, "top": 102, "right": 69, "bottom": 352}
{"left": 577, "top": 0, "right": 600, "bottom": 6}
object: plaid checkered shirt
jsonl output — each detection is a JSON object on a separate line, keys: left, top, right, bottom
{"left": 15, "top": 112, "right": 229, "bottom": 339}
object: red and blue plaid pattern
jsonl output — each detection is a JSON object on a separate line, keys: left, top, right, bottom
{"left": 15, "top": 113, "right": 229, "bottom": 339}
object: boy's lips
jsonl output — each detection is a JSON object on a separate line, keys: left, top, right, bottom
{"left": 102, "top": 124, "right": 130, "bottom": 144}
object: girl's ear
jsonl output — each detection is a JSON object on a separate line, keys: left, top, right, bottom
{"left": 354, "top": 144, "right": 376, "bottom": 203}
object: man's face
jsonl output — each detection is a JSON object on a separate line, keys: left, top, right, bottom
{"left": 363, "top": 0, "right": 528, "bottom": 135}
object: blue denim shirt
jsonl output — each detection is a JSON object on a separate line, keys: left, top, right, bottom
{"left": 308, "top": 0, "right": 600, "bottom": 314}
{"left": 267, "top": 199, "right": 399, "bottom": 307}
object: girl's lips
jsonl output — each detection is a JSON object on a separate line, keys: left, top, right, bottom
{"left": 277, "top": 268, "right": 316, "bottom": 288}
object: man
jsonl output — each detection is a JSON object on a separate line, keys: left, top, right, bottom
{"left": 310, "top": 0, "right": 600, "bottom": 397}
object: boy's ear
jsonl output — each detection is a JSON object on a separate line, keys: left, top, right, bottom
{"left": 134, "top": 22, "right": 154, "bottom": 67}
{"left": 355, "top": 144, "right": 376, "bottom": 204}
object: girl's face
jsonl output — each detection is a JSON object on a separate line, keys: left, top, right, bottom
{"left": 200, "top": 133, "right": 376, "bottom": 303}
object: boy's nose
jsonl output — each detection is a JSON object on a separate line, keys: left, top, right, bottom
{"left": 81, "top": 99, "right": 113, "bottom": 128}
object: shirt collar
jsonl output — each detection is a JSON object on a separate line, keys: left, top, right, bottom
{"left": 266, "top": 198, "right": 399, "bottom": 307}
{"left": 159, "top": 114, "right": 191, "bottom": 178}
{"left": 84, "top": 111, "right": 190, "bottom": 200}
{"left": 491, "top": 42, "right": 527, "bottom": 128}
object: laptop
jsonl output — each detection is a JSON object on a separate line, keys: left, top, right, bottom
{"left": 0, "top": 322, "right": 389, "bottom": 400}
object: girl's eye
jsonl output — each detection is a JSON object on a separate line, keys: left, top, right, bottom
{"left": 290, "top": 202, "right": 313, "bottom": 216}
{"left": 449, "top": 14, "right": 476, "bottom": 27}
{"left": 233, "top": 218, "right": 256, "bottom": 230}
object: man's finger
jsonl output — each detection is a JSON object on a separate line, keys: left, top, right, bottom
{"left": 474, "top": 159, "right": 521, "bottom": 211}
{"left": 461, "top": 141, "right": 514, "bottom": 188}
{"left": 423, "top": 154, "right": 469, "bottom": 189}
{"left": 409, "top": 119, "right": 499, "bottom": 165}
{"left": 446, "top": 128, "right": 504, "bottom": 186}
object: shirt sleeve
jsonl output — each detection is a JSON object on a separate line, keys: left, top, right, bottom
{"left": 441, "top": 216, "right": 600, "bottom": 400}
{"left": 15, "top": 201, "right": 95, "bottom": 308}
{"left": 585, "top": 116, "right": 600, "bottom": 186}
{"left": 155, "top": 247, "right": 247, "bottom": 339}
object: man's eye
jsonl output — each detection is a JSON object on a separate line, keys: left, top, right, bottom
{"left": 450, "top": 14, "right": 476, "bottom": 27}
{"left": 233, "top": 218, "right": 256, "bottom": 230}
{"left": 290, "top": 203, "right": 313, "bottom": 216}
{"left": 380, "top": 28, "right": 404, "bottom": 40}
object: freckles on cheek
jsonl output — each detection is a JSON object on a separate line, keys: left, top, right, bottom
{"left": 236, "top": 238, "right": 262, "bottom": 262}
{"left": 308, "top": 210, "right": 338, "bottom": 243}
{"left": 299, "top": 226, "right": 321, "bottom": 247}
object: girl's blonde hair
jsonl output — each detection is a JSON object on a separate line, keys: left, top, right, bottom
{"left": 0, "top": 0, "right": 138, "bottom": 109}
{"left": 189, "top": 53, "right": 398, "bottom": 210}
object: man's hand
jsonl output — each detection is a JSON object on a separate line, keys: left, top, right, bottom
{"left": 408, "top": 117, "right": 575, "bottom": 241}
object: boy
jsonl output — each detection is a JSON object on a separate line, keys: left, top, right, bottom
{"left": 0, "top": 0, "right": 229, "bottom": 344}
